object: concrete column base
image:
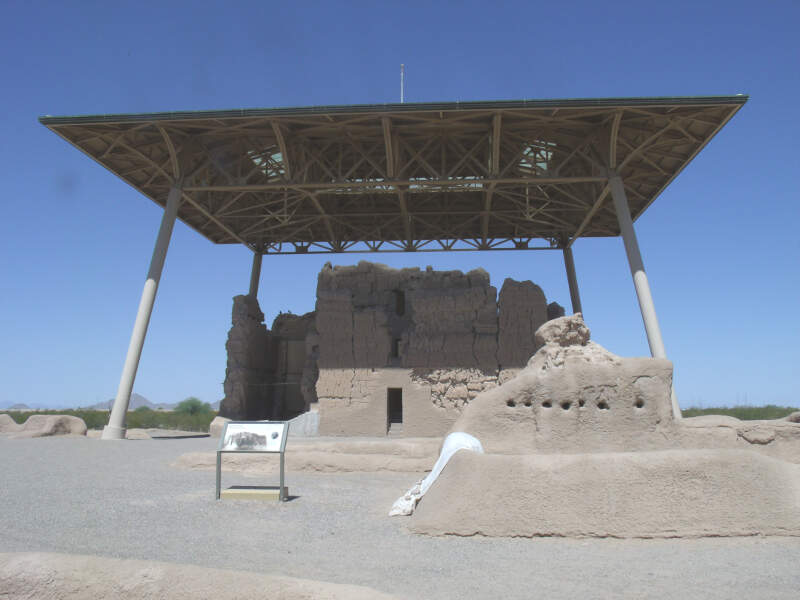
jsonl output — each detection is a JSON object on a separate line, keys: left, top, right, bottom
{"left": 101, "top": 424, "right": 126, "bottom": 440}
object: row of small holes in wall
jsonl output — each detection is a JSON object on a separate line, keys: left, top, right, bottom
{"left": 506, "top": 399, "right": 645, "bottom": 409}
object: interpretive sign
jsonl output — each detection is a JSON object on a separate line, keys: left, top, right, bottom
{"left": 220, "top": 421, "right": 287, "bottom": 452}
{"left": 216, "top": 421, "right": 289, "bottom": 501}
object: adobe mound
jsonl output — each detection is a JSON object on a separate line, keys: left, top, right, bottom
{"left": 174, "top": 437, "right": 440, "bottom": 473}
{"left": 0, "top": 552, "right": 402, "bottom": 600}
{"left": 449, "top": 313, "right": 800, "bottom": 460}
{"left": 450, "top": 313, "right": 676, "bottom": 454}
{"left": 406, "top": 314, "right": 800, "bottom": 537}
{"left": 1, "top": 414, "right": 87, "bottom": 438}
{"left": 0, "top": 413, "right": 19, "bottom": 433}
{"left": 409, "top": 449, "right": 800, "bottom": 538}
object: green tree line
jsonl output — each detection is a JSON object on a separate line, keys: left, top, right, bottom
{"left": 2, "top": 397, "right": 217, "bottom": 431}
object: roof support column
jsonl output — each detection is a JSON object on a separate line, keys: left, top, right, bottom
{"left": 562, "top": 246, "right": 583, "bottom": 315}
{"left": 248, "top": 252, "right": 262, "bottom": 297}
{"left": 102, "top": 184, "right": 182, "bottom": 439}
{"left": 609, "top": 172, "right": 681, "bottom": 420}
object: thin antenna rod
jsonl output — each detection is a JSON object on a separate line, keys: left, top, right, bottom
{"left": 400, "top": 64, "right": 405, "bottom": 103}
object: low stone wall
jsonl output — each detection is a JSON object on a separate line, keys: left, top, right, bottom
{"left": 409, "top": 449, "right": 800, "bottom": 538}
{"left": 410, "top": 368, "right": 498, "bottom": 410}
{"left": 0, "top": 414, "right": 87, "bottom": 438}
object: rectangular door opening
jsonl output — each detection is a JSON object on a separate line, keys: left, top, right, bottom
{"left": 387, "top": 388, "right": 403, "bottom": 429}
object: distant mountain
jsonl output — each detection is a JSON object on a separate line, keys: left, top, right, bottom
{"left": 84, "top": 399, "right": 112, "bottom": 410}
{"left": 83, "top": 393, "right": 176, "bottom": 411}
{"left": 82, "top": 392, "right": 221, "bottom": 411}
{"left": 130, "top": 393, "right": 153, "bottom": 409}
{"left": 80, "top": 393, "right": 219, "bottom": 412}
{"left": 3, "top": 395, "right": 219, "bottom": 412}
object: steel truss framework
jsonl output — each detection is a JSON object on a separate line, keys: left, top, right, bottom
{"left": 40, "top": 96, "right": 746, "bottom": 255}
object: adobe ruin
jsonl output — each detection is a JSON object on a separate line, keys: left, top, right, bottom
{"left": 396, "top": 313, "right": 800, "bottom": 537}
{"left": 219, "top": 261, "right": 564, "bottom": 436}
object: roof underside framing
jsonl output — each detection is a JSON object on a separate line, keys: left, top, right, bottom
{"left": 40, "top": 96, "right": 746, "bottom": 254}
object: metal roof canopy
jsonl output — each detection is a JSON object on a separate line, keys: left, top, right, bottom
{"left": 41, "top": 96, "right": 747, "bottom": 439}
{"left": 40, "top": 96, "right": 746, "bottom": 255}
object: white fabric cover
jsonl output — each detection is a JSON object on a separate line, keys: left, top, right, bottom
{"left": 389, "top": 432, "right": 484, "bottom": 516}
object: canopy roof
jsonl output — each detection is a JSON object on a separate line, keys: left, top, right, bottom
{"left": 40, "top": 96, "right": 746, "bottom": 254}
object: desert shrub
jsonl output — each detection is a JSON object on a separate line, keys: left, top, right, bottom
{"left": 125, "top": 409, "right": 215, "bottom": 431}
{"left": 0, "top": 408, "right": 216, "bottom": 432}
{"left": 127, "top": 408, "right": 161, "bottom": 429}
{"left": 681, "top": 405, "right": 798, "bottom": 420}
{"left": 174, "top": 397, "right": 212, "bottom": 416}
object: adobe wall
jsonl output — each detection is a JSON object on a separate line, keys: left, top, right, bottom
{"left": 317, "top": 369, "right": 449, "bottom": 437}
{"left": 406, "top": 314, "right": 800, "bottom": 539}
{"left": 270, "top": 312, "right": 315, "bottom": 419}
{"left": 451, "top": 314, "right": 676, "bottom": 454}
{"left": 315, "top": 262, "right": 563, "bottom": 436}
{"left": 219, "top": 297, "right": 314, "bottom": 421}
{"left": 221, "top": 261, "right": 565, "bottom": 435}
{"left": 219, "top": 295, "right": 272, "bottom": 420}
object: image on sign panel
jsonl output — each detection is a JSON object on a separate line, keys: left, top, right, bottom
{"left": 221, "top": 422, "right": 285, "bottom": 452}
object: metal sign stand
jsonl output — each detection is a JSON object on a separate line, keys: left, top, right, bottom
{"left": 216, "top": 421, "right": 289, "bottom": 501}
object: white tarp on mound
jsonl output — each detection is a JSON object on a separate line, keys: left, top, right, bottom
{"left": 389, "top": 432, "right": 483, "bottom": 516}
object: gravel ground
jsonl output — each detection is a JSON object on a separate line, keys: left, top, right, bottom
{"left": 1, "top": 436, "right": 799, "bottom": 599}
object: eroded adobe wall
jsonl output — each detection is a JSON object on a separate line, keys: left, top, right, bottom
{"left": 315, "top": 263, "right": 503, "bottom": 436}
{"left": 316, "top": 368, "right": 443, "bottom": 436}
{"left": 270, "top": 312, "right": 316, "bottom": 419}
{"left": 314, "top": 262, "right": 563, "bottom": 436}
{"left": 219, "top": 295, "right": 273, "bottom": 420}
{"left": 220, "top": 295, "right": 314, "bottom": 421}
{"left": 497, "top": 279, "right": 549, "bottom": 383}
{"left": 222, "top": 262, "right": 565, "bottom": 434}
{"left": 402, "top": 268, "right": 498, "bottom": 370}
{"left": 451, "top": 314, "right": 676, "bottom": 454}
{"left": 409, "top": 368, "right": 499, "bottom": 415}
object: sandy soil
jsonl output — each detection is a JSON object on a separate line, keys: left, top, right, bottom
{"left": 0, "top": 552, "right": 401, "bottom": 599}
{"left": 1, "top": 436, "right": 799, "bottom": 599}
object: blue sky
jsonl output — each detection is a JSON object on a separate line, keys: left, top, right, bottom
{"left": 1, "top": 0, "right": 798, "bottom": 409}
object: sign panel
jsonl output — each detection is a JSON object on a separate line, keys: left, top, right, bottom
{"left": 219, "top": 421, "right": 288, "bottom": 453}
{"left": 216, "top": 420, "right": 290, "bottom": 500}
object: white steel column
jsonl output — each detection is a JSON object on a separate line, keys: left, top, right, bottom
{"left": 248, "top": 252, "right": 262, "bottom": 297}
{"left": 102, "top": 185, "right": 182, "bottom": 439}
{"left": 609, "top": 173, "right": 681, "bottom": 420}
{"left": 562, "top": 246, "right": 583, "bottom": 315}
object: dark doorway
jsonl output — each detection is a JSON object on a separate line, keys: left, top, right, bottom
{"left": 387, "top": 388, "right": 403, "bottom": 428}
